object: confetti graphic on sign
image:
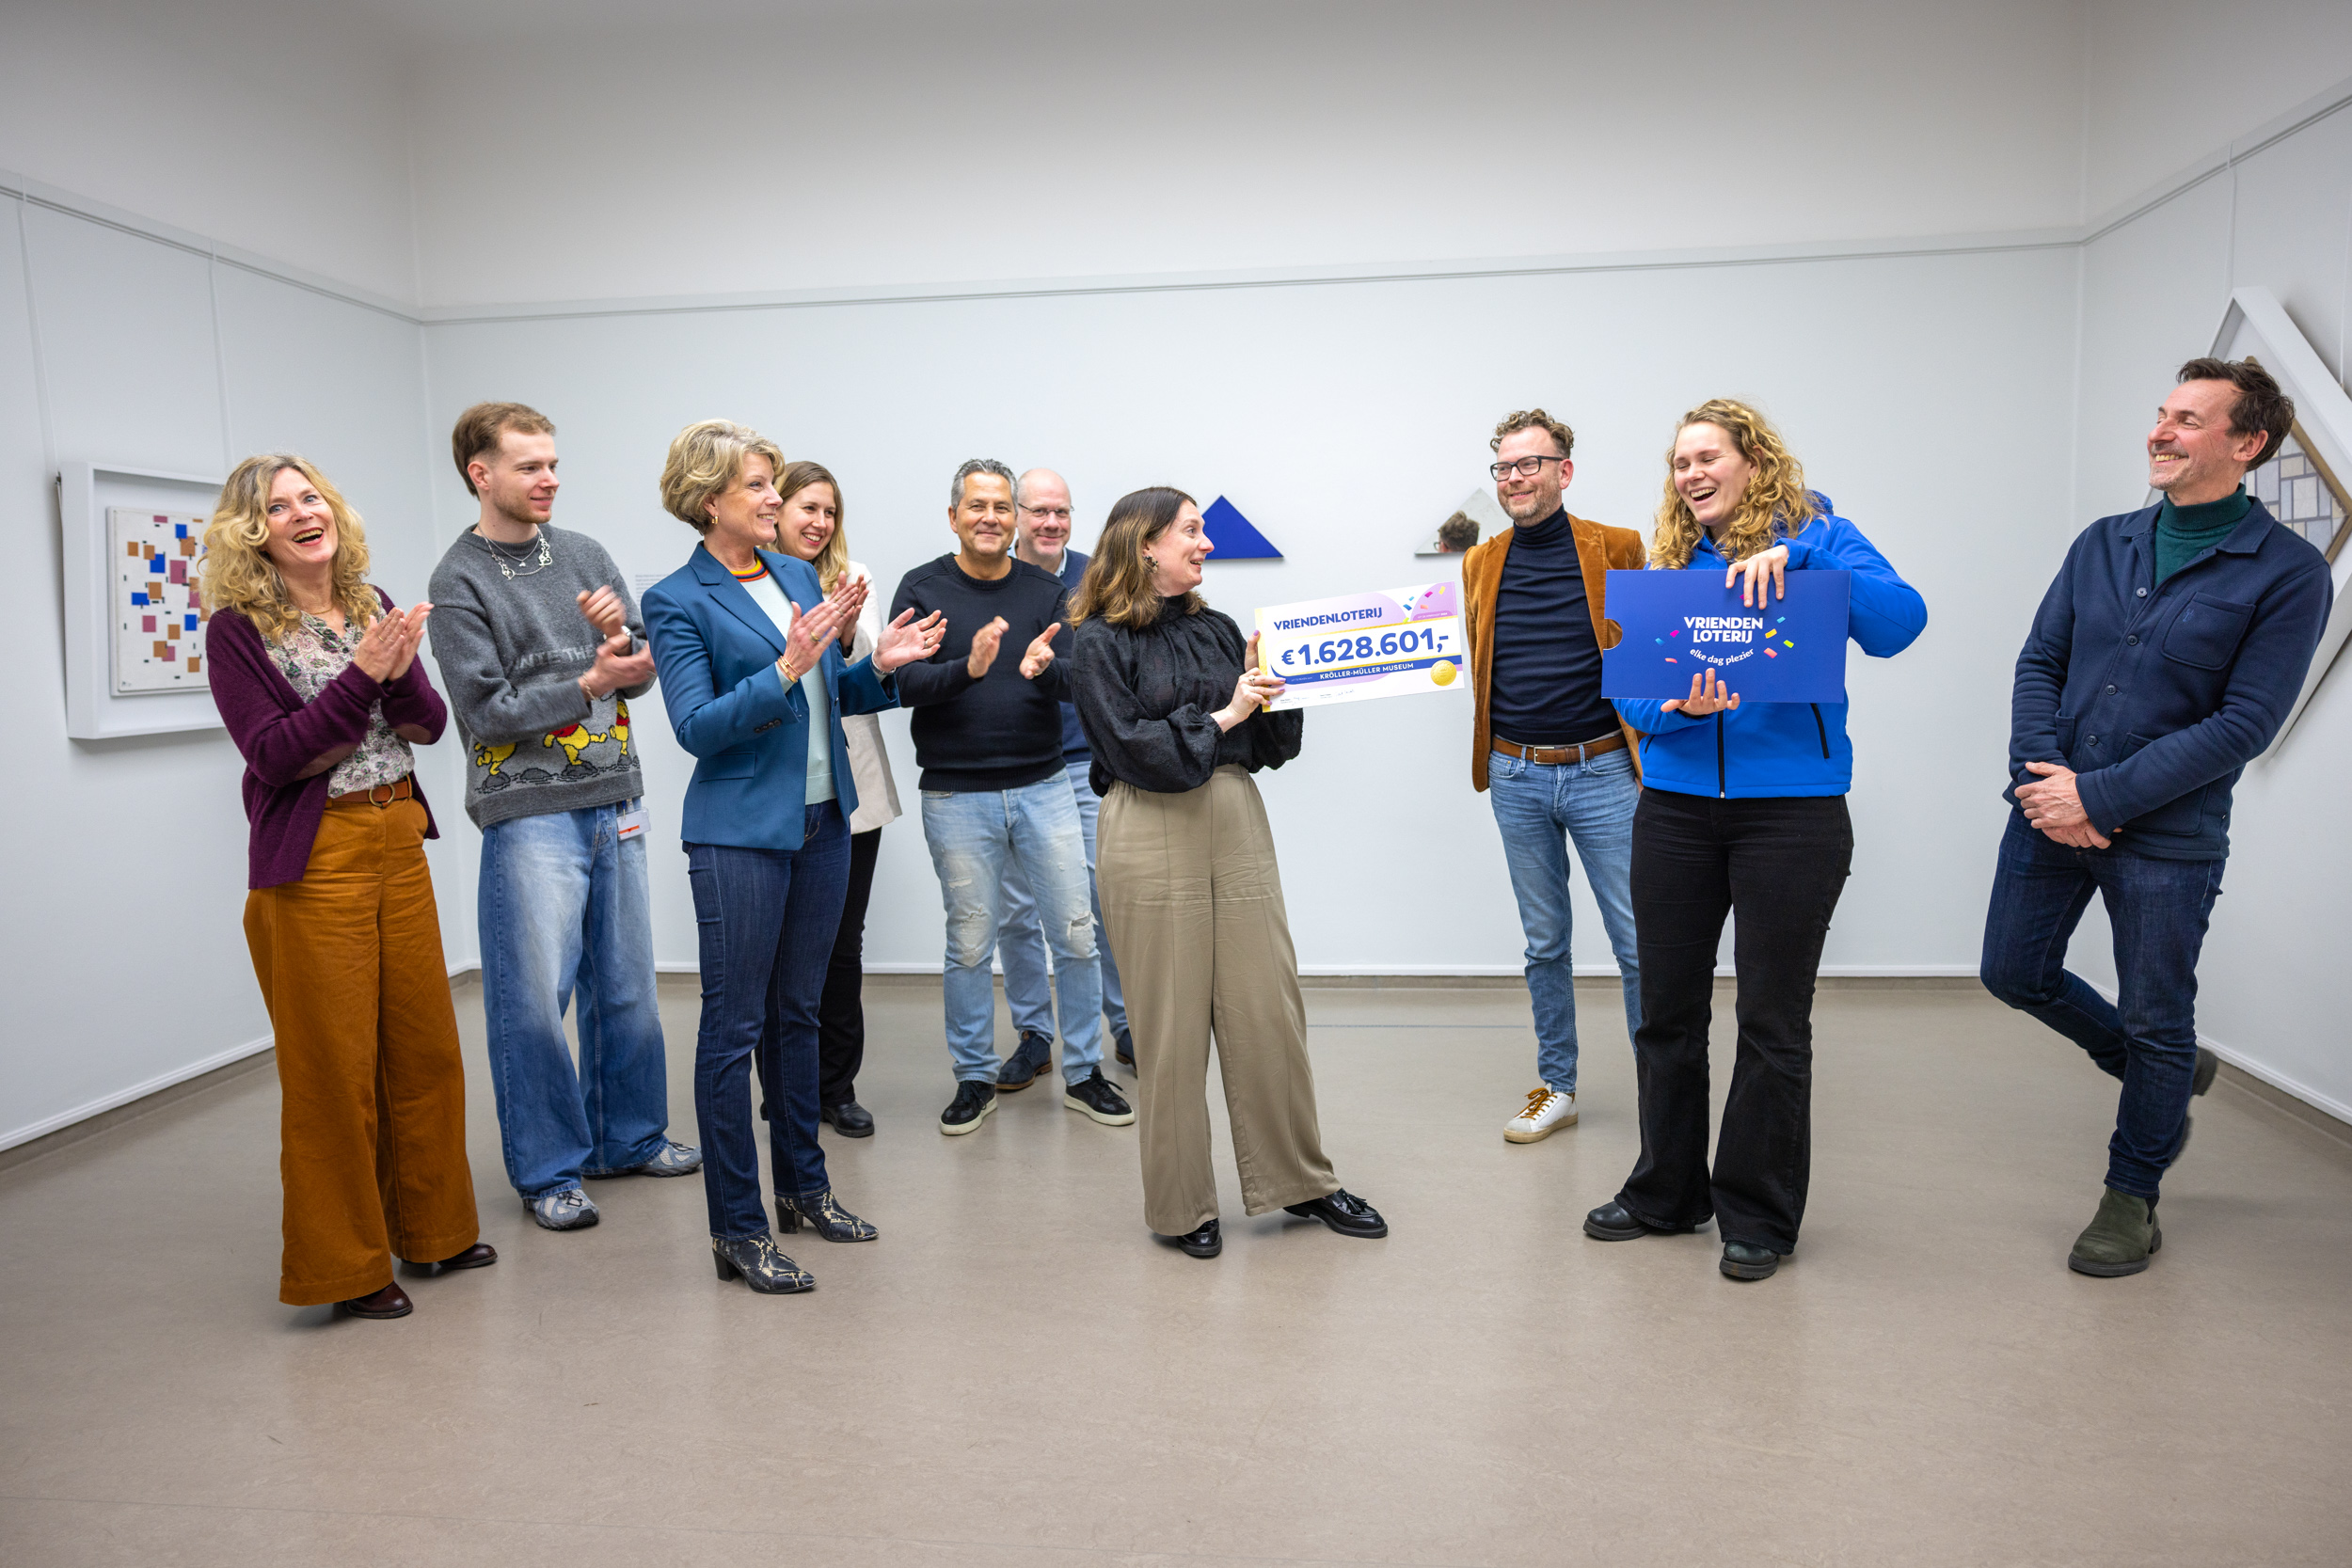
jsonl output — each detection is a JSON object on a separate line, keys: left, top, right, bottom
{"left": 110, "top": 509, "right": 210, "bottom": 693}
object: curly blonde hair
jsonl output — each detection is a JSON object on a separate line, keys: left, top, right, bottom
{"left": 199, "top": 453, "right": 378, "bottom": 642}
{"left": 660, "top": 419, "right": 785, "bottom": 533}
{"left": 1650, "top": 399, "right": 1817, "bottom": 570}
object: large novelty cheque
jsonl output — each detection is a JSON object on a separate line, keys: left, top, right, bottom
{"left": 1254, "top": 581, "right": 1467, "bottom": 711}
{"left": 1599, "top": 570, "right": 1852, "bottom": 703}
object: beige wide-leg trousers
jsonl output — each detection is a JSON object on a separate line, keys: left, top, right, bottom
{"left": 1098, "top": 765, "right": 1340, "bottom": 1235}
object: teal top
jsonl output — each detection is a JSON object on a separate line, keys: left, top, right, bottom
{"left": 2153, "top": 486, "right": 2250, "bottom": 588}
{"left": 732, "top": 562, "right": 836, "bottom": 806}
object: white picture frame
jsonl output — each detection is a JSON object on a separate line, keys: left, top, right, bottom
{"left": 2206, "top": 290, "right": 2352, "bottom": 756}
{"left": 59, "top": 461, "right": 227, "bottom": 739}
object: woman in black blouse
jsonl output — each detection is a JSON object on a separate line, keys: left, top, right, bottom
{"left": 1069, "top": 486, "right": 1387, "bottom": 1259}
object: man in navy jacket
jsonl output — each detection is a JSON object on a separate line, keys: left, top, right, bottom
{"left": 1982, "top": 356, "right": 2331, "bottom": 1278}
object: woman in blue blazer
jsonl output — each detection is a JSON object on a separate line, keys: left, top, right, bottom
{"left": 1582, "top": 399, "right": 1926, "bottom": 1283}
{"left": 643, "top": 420, "right": 942, "bottom": 1294}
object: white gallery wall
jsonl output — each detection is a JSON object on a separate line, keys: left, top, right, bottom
{"left": 2069, "top": 88, "right": 2352, "bottom": 1119}
{"left": 8, "top": 0, "right": 2352, "bottom": 1148}
{"left": 5, "top": 187, "right": 466, "bottom": 1148}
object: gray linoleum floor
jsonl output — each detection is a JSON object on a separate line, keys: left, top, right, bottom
{"left": 4, "top": 976, "right": 2350, "bottom": 1567}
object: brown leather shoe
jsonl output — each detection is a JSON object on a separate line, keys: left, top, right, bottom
{"left": 428, "top": 1243, "right": 497, "bottom": 1272}
{"left": 342, "top": 1282, "right": 413, "bottom": 1319}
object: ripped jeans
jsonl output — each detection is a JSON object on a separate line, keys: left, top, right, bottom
{"left": 921, "top": 777, "right": 1104, "bottom": 1085}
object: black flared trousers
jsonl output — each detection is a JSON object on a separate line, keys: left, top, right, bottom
{"left": 1614, "top": 789, "right": 1853, "bottom": 1254}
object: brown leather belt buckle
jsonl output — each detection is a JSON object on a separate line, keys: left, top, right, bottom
{"left": 331, "top": 777, "right": 410, "bottom": 807}
{"left": 1496, "top": 733, "right": 1625, "bottom": 767}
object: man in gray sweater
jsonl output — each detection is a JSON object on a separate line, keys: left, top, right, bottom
{"left": 428, "top": 402, "right": 699, "bottom": 1233}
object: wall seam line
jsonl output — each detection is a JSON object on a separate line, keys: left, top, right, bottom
{"left": 15, "top": 192, "right": 57, "bottom": 479}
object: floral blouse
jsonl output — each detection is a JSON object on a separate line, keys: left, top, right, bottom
{"left": 269, "top": 612, "right": 416, "bottom": 796}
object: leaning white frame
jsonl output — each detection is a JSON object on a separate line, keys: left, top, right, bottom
{"left": 2209, "top": 289, "right": 2352, "bottom": 757}
{"left": 58, "top": 461, "right": 228, "bottom": 739}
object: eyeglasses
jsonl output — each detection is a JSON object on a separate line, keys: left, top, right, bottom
{"left": 1489, "top": 455, "right": 1566, "bottom": 481}
{"left": 1019, "top": 505, "right": 1072, "bottom": 522}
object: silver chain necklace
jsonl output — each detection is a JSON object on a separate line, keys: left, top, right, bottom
{"left": 483, "top": 527, "right": 552, "bottom": 580}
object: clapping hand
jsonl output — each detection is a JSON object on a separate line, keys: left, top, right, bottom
{"left": 1725, "top": 544, "right": 1789, "bottom": 607}
{"left": 778, "top": 578, "right": 863, "bottom": 681}
{"left": 578, "top": 585, "right": 628, "bottom": 637}
{"left": 874, "top": 609, "right": 946, "bottom": 673}
{"left": 352, "top": 602, "right": 432, "bottom": 683}
{"left": 1661, "top": 667, "right": 1739, "bottom": 716}
{"left": 1020, "top": 622, "right": 1061, "bottom": 679}
{"left": 966, "top": 616, "right": 1009, "bottom": 678}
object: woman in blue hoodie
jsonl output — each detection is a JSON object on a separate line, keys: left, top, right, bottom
{"left": 1582, "top": 399, "right": 1926, "bottom": 1280}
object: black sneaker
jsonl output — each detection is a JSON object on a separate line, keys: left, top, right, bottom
{"left": 1062, "top": 1068, "right": 1135, "bottom": 1126}
{"left": 997, "top": 1030, "right": 1054, "bottom": 1091}
{"left": 2193, "top": 1047, "right": 2219, "bottom": 1097}
{"left": 1114, "top": 1028, "right": 1136, "bottom": 1069}
{"left": 939, "top": 1081, "right": 997, "bottom": 1135}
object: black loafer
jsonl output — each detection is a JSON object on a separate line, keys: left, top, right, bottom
{"left": 996, "top": 1030, "right": 1054, "bottom": 1091}
{"left": 422, "top": 1243, "right": 497, "bottom": 1273}
{"left": 820, "top": 1101, "right": 875, "bottom": 1137}
{"left": 1582, "top": 1200, "right": 1697, "bottom": 1241}
{"left": 1282, "top": 1188, "right": 1388, "bottom": 1238}
{"left": 1721, "top": 1241, "right": 1783, "bottom": 1281}
{"left": 1158, "top": 1218, "right": 1221, "bottom": 1259}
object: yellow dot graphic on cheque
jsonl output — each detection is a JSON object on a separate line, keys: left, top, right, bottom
{"left": 1429, "top": 660, "right": 1457, "bottom": 687}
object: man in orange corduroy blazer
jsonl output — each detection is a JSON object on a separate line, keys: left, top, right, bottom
{"left": 1459, "top": 408, "right": 1646, "bottom": 1147}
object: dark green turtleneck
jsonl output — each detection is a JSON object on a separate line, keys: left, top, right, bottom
{"left": 2153, "top": 485, "right": 2250, "bottom": 588}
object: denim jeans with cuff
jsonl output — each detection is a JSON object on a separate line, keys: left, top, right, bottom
{"left": 1486, "top": 746, "right": 1642, "bottom": 1094}
{"left": 478, "top": 800, "right": 671, "bottom": 1198}
{"left": 999, "top": 758, "right": 1129, "bottom": 1047}
{"left": 922, "top": 776, "right": 1103, "bottom": 1085}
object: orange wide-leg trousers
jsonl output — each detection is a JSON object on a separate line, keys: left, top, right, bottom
{"left": 244, "top": 795, "right": 479, "bottom": 1305}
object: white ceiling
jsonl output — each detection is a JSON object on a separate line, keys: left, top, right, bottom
{"left": 6, "top": 0, "right": 2350, "bottom": 309}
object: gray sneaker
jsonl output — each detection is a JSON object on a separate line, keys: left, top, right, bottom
{"left": 589, "top": 1139, "right": 704, "bottom": 1179}
{"left": 528, "top": 1187, "right": 600, "bottom": 1231}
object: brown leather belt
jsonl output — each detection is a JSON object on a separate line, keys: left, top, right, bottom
{"left": 327, "top": 776, "right": 414, "bottom": 807}
{"left": 1491, "top": 732, "right": 1627, "bottom": 766}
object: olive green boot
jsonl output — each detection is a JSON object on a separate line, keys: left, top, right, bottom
{"left": 2068, "top": 1187, "right": 2162, "bottom": 1277}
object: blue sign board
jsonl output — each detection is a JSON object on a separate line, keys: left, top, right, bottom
{"left": 1600, "top": 569, "right": 1851, "bottom": 703}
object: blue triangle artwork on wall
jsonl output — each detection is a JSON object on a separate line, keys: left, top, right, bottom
{"left": 1200, "top": 495, "right": 1282, "bottom": 560}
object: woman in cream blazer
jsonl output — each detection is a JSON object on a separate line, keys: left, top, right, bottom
{"left": 775, "top": 462, "right": 902, "bottom": 1137}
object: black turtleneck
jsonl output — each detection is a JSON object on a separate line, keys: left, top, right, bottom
{"left": 1488, "top": 509, "right": 1617, "bottom": 746}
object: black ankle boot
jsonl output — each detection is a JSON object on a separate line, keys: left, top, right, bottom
{"left": 711, "top": 1235, "right": 815, "bottom": 1293}
{"left": 777, "top": 1189, "right": 878, "bottom": 1243}
{"left": 1721, "top": 1241, "right": 1782, "bottom": 1281}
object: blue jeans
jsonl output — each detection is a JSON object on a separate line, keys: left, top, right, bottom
{"left": 999, "top": 758, "right": 1128, "bottom": 1045}
{"left": 1486, "top": 747, "right": 1642, "bottom": 1093}
{"left": 922, "top": 776, "right": 1104, "bottom": 1085}
{"left": 478, "top": 800, "right": 671, "bottom": 1197}
{"left": 1979, "top": 811, "right": 2224, "bottom": 1201}
{"left": 687, "top": 803, "right": 851, "bottom": 1241}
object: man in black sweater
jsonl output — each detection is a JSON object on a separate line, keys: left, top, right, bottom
{"left": 890, "top": 458, "right": 1135, "bottom": 1136}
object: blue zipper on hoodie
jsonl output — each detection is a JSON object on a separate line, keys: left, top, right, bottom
{"left": 1614, "top": 497, "right": 1927, "bottom": 800}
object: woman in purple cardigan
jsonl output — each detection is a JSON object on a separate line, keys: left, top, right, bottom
{"left": 203, "top": 453, "right": 487, "bottom": 1321}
